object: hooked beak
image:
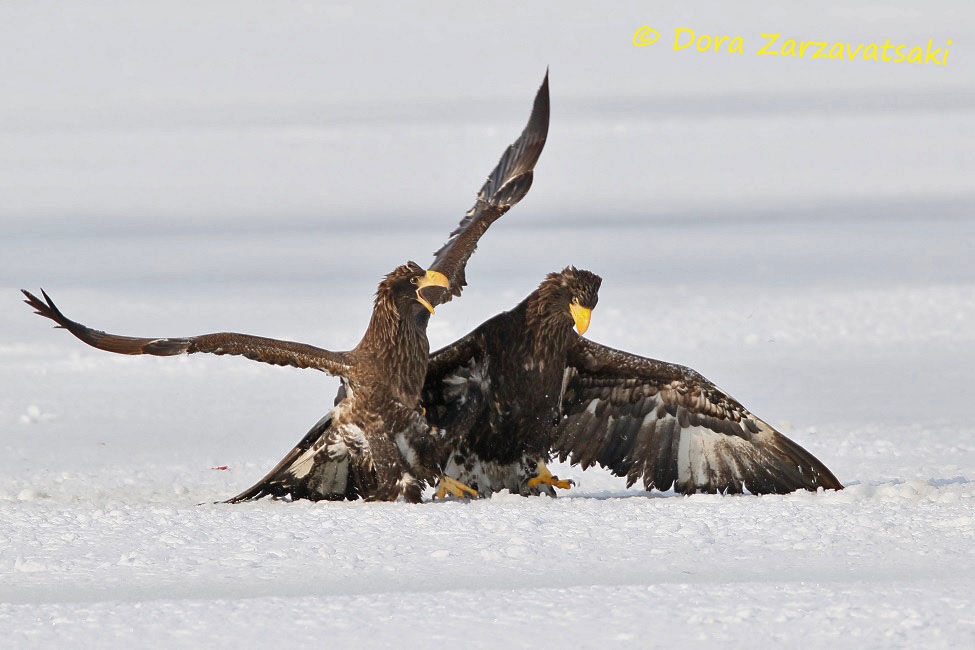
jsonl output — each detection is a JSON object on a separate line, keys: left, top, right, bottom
{"left": 569, "top": 302, "right": 591, "bottom": 335}
{"left": 415, "top": 270, "right": 450, "bottom": 314}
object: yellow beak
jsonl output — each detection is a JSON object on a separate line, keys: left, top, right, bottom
{"left": 415, "top": 270, "right": 450, "bottom": 314}
{"left": 569, "top": 302, "right": 591, "bottom": 335}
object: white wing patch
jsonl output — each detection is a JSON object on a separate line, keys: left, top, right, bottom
{"left": 676, "top": 422, "right": 764, "bottom": 492}
{"left": 439, "top": 358, "right": 490, "bottom": 406}
{"left": 327, "top": 439, "right": 349, "bottom": 461}
{"left": 394, "top": 431, "right": 418, "bottom": 468}
{"left": 342, "top": 423, "right": 369, "bottom": 447}
{"left": 288, "top": 447, "right": 317, "bottom": 479}
{"left": 283, "top": 407, "right": 365, "bottom": 481}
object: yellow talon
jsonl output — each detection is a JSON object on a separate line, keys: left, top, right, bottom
{"left": 434, "top": 475, "right": 478, "bottom": 499}
{"left": 527, "top": 461, "right": 575, "bottom": 491}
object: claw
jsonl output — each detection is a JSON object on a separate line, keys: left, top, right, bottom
{"left": 434, "top": 475, "right": 478, "bottom": 500}
{"left": 527, "top": 461, "right": 575, "bottom": 491}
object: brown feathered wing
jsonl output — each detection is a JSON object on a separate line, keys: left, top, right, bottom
{"left": 224, "top": 412, "right": 358, "bottom": 503}
{"left": 22, "top": 289, "right": 353, "bottom": 376}
{"left": 553, "top": 338, "right": 843, "bottom": 494}
{"left": 426, "top": 71, "right": 550, "bottom": 305}
{"left": 422, "top": 331, "right": 490, "bottom": 443}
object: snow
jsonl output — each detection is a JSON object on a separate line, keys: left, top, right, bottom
{"left": 2, "top": 1, "right": 975, "bottom": 647}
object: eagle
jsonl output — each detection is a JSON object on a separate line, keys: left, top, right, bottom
{"left": 422, "top": 267, "right": 843, "bottom": 497}
{"left": 22, "top": 71, "right": 550, "bottom": 504}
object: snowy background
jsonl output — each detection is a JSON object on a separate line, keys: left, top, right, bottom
{"left": 2, "top": 1, "right": 974, "bottom": 647}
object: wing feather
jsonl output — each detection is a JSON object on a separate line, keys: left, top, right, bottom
{"left": 22, "top": 289, "right": 353, "bottom": 376}
{"left": 426, "top": 71, "right": 550, "bottom": 305}
{"left": 422, "top": 331, "right": 489, "bottom": 443}
{"left": 553, "top": 338, "right": 842, "bottom": 494}
{"left": 224, "top": 413, "right": 357, "bottom": 503}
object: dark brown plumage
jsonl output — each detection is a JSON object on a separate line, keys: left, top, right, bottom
{"left": 427, "top": 71, "right": 550, "bottom": 304}
{"left": 22, "top": 71, "right": 551, "bottom": 503}
{"left": 422, "top": 268, "right": 843, "bottom": 497}
{"left": 23, "top": 263, "right": 442, "bottom": 502}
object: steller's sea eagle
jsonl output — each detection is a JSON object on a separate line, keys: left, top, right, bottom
{"left": 421, "top": 267, "right": 843, "bottom": 497}
{"left": 23, "top": 71, "right": 551, "bottom": 503}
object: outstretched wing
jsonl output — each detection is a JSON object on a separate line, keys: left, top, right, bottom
{"left": 553, "top": 338, "right": 842, "bottom": 495}
{"left": 427, "top": 71, "right": 550, "bottom": 305}
{"left": 22, "top": 289, "right": 353, "bottom": 377}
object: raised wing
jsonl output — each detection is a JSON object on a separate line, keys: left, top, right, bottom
{"left": 426, "top": 71, "right": 550, "bottom": 305}
{"left": 553, "top": 338, "right": 842, "bottom": 495}
{"left": 22, "top": 289, "right": 353, "bottom": 376}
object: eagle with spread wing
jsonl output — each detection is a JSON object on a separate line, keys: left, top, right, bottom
{"left": 422, "top": 267, "right": 842, "bottom": 497}
{"left": 23, "top": 71, "right": 550, "bottom": 503}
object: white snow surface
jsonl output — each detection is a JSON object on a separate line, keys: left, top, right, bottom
{"left": 2, "top": 2, "right": 975, "bottom": 647}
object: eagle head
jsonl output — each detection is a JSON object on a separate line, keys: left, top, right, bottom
{"left": 539, "top": 267, "right": 602, "bottom": 335}
{"left": 378, "top": 262, "right": 451, "bottom": 325}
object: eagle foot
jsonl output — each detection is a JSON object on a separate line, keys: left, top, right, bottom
{"left": 527, "top": 461, "right": 575, "bottom": 491}
{"left": 434, "top": 476, "right": 478, "bottom": 500}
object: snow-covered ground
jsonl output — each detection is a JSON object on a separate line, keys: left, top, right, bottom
{"left": 2, "top": 2, "right": 974, "bottom": 647}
